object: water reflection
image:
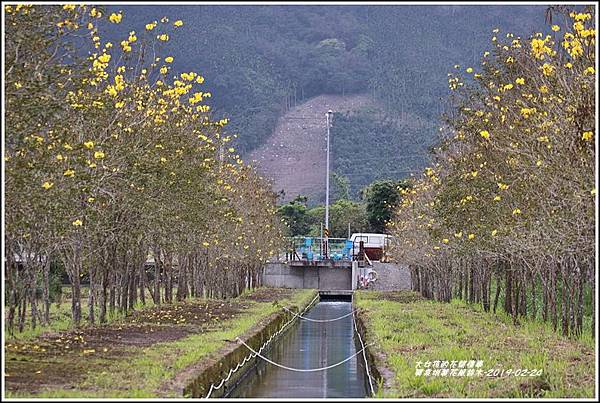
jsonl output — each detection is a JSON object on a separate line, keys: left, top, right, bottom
{"left": 229, "top": 301, "right": 367, "bottom": 398}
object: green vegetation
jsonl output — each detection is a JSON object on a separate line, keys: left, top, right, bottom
{"left": 331, "top": 111, "right": 431, "bottom": 195}
{"left": 277, "top": 178, "right": 407, "bottom": 237}
{"left": 5, "top": 288, "right": 317, "bottom": 398}
{"left": 355, "top": 291, "right": 595, "bottom": 398}
{"left": 277, "top": 196, "right": 369, "bottom": 238}
{"left": 361, "top": 180, "right": 409, "bottom": 233}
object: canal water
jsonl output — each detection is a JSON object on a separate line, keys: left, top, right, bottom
{"left": 229, "top": 300, "right": 368, "bottom": 398}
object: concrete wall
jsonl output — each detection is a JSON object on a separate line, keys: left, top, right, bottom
{"left": 318, "top": 267, "right": 351, "bottom": 290}
{"left": 261, "top": 263, "right": 305, "bottom": 289}
{"left": 262, "top": 262, "right": 352, "bottom": 290}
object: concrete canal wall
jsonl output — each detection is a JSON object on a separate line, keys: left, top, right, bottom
{"left": 180, "top": 290, "right": 319, "bottom": 398}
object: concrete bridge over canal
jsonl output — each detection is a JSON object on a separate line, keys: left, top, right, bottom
{"left": 261, "top": 260, "right": 411, "bottom": 292}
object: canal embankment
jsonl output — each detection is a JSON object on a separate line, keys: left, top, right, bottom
{"left": 353, "top": 290, "right": 595, "bottom": 398}
{"left": 227, "top": 298, "right": 370, "bottom": 398}
{"left": 178, "top": 289, "right": 319, "bottom": 397}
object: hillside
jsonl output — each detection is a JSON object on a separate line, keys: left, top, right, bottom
{"left": 109, "top": 5, "right": 547, "bottom": 151}
{"left": 248, "top": 94, "right": 379, "bottom": 202}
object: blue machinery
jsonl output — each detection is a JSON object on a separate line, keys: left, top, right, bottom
{"left": 285, "top": 236, "right": 366, "bottom": 263}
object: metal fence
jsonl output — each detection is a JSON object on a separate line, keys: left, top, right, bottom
{"left": 278, "top": 236, "right": 367, "bottom": 263}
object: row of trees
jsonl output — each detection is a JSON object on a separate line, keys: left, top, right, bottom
{"left": 4, "top": 5, "right": 284, "bottom": 333}
{"left": 389, "top": 7, "right": 596, "bottom": 337}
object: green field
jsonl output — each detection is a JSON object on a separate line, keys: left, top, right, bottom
{"left": 355, "top": 291, "right": 595, "bottom": 398}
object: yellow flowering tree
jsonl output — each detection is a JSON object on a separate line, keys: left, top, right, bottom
{"left": 389, "top": 7, "right": 595, "bottom": 337}
{"left": 4, "top": 5, "right": 285, "bottom": 331}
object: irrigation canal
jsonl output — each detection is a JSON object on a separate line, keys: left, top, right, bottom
{"left": 228, "top": 297, "right": 370, "bottom": 398}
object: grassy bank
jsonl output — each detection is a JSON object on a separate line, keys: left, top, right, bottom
{"left": 5, "top": 288, "right": 317, "bottom": 398}
{"left": 355, "top": 291, "right": 595, "bottom": 398}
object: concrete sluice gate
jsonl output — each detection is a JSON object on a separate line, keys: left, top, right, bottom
{"left": 227, "top": 299, "right": 370, "bottom": 398}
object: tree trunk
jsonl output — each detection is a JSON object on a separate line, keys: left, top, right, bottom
{"left": 42, "top": 256, "right": 51, "bottom": 325}
{"left": 504, "top": 264, "right": 513, "bottom": 316}
{"left": 493, "top": 268, "right": 501, "bottom": 314}
{"left": 29, "top": 266, "right": 38, "bottom": 330}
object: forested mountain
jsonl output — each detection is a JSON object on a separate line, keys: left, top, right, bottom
{"left": 104, "top": 5, "right": 548, "bottom": 197}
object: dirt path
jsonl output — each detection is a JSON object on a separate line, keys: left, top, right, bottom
{"left": 247, "top": 94, "right": 379, "bottom": 202}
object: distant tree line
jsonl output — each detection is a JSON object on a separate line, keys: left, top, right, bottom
{"left": 277, "top": 179, "right": 408, "bottom": 237}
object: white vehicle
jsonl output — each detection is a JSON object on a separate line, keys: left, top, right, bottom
{"left": 349, "top": 233, "right": 393, "bottom": 261}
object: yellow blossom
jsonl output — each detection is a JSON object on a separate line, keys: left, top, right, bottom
{"left": 64, "top": 169, "right": 75, "bottom": 177}
{"left": 165, "top": 56, "right": 174, "bottom": 63}
{"left": 174, "top": 20, "right": 183, "bottom": 27}
{"left": 468, "top": 233, "right": 475, "bottom": 240}
{"left": 120, "top": 40, "right": 131, "bottom": 52}
{"left": 109, "top": 12, "right": 122, "bottom": 24}
{"left": 84, "top": 141, "right": 94, "bottom": 149}
{"left": 582, "top": 131, "right": 593, "bottom": 141}
{"left": 541, "top": 63, "right": 555, "bottom": 76}
{"left": 480, "top": 130, "right": 490, "bottom": 140}
{"left": 515, "top": 77, "right": 525, "bottom": 85}
{"left": 98, "top": 53, "right": 111, "bottom": 64}
{"left": 491, "top": 229, "right": 498, "bottom": 236}
{"left": 94, "top": 151, "right": 105, "bottom": 159}
{"left": 512, "top": 208, "right": 521, "bottom": 215}
{"left": 42, "top": 181, "right": 54, "bottom": 190}
{"left": 72, "top": 219, "right": 83, "bottom": 226}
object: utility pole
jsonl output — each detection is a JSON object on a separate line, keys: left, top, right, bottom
{"left": 324, "top": 110, "right": 333, "bottom": 259}
{"left": 320, "top": 222, "right": 323, "bottom": 259}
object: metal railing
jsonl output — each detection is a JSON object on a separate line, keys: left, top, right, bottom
{"left": 280, "top": 236, "right": 371, "bottom": 265}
